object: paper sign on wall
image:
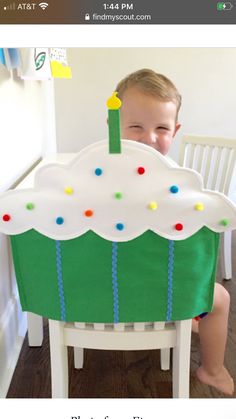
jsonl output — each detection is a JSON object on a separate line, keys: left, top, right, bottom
{"left": 4, "top": 49, "right": 21, "bottom": 70}
{"left": 18, "top": 48, "right": 52, "bottom": 80}
{"left": 50, "top": 48, "right": 72, "bottom": 79}
{"left": 0, "top": 49, "right": 6, "bottom": 66}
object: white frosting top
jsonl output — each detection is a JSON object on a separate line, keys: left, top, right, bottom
{"left": 0, "top": 140, "right": 236, "bottom": 241}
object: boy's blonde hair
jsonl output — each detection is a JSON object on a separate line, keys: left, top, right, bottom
{"left": 116, "top": 68, "right": 182, "bottom": 117}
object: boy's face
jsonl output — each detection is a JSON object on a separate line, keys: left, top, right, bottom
{"left": 120, "top": 87, "right": 181, "bottom": 155}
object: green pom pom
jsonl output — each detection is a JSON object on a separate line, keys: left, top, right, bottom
{"left": 26, "top": 203, "right": 35, "bottom": 210}
{"left": 220, "top": 219, "right": 229, "bottom": 227}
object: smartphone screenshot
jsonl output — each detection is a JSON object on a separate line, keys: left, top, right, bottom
{"left": 0, "top": 1, "right": 236, "bottom": 418}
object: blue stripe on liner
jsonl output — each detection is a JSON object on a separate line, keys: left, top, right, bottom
{"left": 112, "top": 242, "right": 119, "bottom": 323}
{"left": 166, "top": 240, "right": 175, "bottom": 321}
{"left": 55, "top": 240, "right": 66, "bottom": 321}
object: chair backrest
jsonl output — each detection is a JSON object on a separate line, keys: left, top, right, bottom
{"left": 178, "top": 135, "right": 236, "bottom": 194}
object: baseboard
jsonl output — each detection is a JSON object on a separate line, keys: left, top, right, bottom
{"left": 0, "top": 293, "right": 27, "bottom": 398}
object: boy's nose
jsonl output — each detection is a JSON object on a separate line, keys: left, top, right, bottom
{"left": 141, "top": 132, "right": 157, "bottom": 146}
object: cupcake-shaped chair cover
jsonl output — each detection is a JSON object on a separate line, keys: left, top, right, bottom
{"left": 0, "top": 94, "right": 236, "bottom": 323}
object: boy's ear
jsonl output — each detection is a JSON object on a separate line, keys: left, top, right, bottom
{"left": 173, "top": 123, "right": 181, "bottom": 138}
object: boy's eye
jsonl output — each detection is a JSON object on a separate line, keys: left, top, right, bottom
{"left": 157, "top": 126, "right": 168, "bottom": 131}
{"left": 130, "top": 125, "right": 142, "bottom": 129}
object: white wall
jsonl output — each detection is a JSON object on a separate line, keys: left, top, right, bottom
{"left": 0, "top": 64, "right": 56, "bottom": 397}
{"left": 54, "top": 48, "right": 236, "bottom": 160}
{"left": 0, "top": 66, "right": 56, "bottom": 191}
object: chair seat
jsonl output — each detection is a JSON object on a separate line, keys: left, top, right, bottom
{"left": 65, "top": 322, "right": 177, "bottom": 350}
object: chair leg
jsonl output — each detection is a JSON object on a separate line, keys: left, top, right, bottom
{"left": 74, "top": 348, "right": 84, "bottom": 369}
{"left": 160, "top": 348, "right": 170, "bottom": 370}
{"left": 49, "top": 319, "right": 69, "bottom": 398}
{"left": 27, "top": 313, "right": 43, "bottom": 346}
{"left": 172, "top": 320, "right": 192, "bottom": 398}
{"left": 221, "top": 231, "right": 232, "bottom": 280}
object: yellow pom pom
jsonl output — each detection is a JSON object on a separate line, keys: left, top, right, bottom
{"left": 194, "top": 202, "right": 204, "bottom": 211}
{"left": 148, "top": 201, "right": 158, "bottom": 210}
{"left": 64, "top": 187, "right": 74, "bottom": 195}
{"left": 107, "top": 92, "right": 122, "bottom": 110}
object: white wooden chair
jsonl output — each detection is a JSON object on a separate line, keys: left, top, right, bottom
{"left": 49, "top": 318, "right": 192, "bottom": 398}
{"left": 179, "top": 135, "right": 236, "bottom": 279}
{"left": 21, "top": 140, "right": 236, "bottom": 396}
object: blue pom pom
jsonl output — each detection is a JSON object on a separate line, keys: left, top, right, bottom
{"left": 116, "top": 223, "right": 124, "bottom": 231}
{"left": 56, "top": 217, "right": 64, "bottom": 225}
{"left": 95, "top": 168, "right": 103, "bottom": 176}
{"left": 170, "top": 185, "right": 179, "bottom": 194}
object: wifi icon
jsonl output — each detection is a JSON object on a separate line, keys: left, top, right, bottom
{"left": 39, "top": 2, "right": 48, "bottom": 10}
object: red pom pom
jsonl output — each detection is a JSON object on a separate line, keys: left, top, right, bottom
{"left": 175, "top": 223, "right": 183, "bottom": 231}
{"left": 137, "top": 167, "right": 145, "bottom": 175}
{"left": 3, "top": 214, "right": 11, "bottom": 222}
{"left": 84, "top": 209, "right": 94, "bottom": 217}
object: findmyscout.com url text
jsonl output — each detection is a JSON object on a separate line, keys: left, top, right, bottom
{"left": 90, "top": 13, "right": 151, "bottom": 22}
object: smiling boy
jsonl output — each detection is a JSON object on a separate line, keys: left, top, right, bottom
{"left": 115, "top": 68, "right": 234, "bottom": 396}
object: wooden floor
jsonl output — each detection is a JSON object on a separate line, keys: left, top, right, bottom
{"left": 7, "top": 234, "right": 236, "bottom": 398}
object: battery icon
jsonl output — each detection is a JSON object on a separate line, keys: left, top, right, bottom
{"left": 217, "top": 2, "right": 234, "bottom": 10}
